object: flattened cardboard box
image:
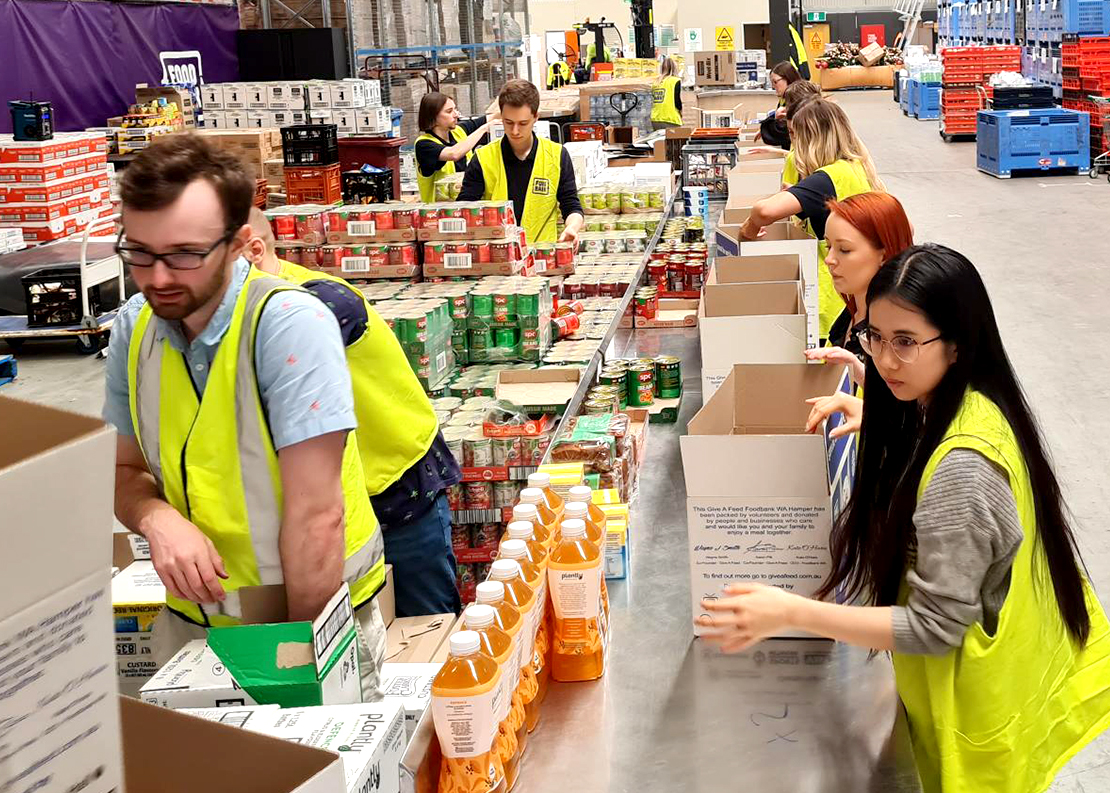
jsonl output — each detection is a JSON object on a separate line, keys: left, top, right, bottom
{"left": 0, "top": 396, "right": 121, "bottom": 793}
{"left": 495, "top": 368, "right": 581, "bottom": 414}
{"left": 698, "top": 280, "right": 808, "bottom": 400}
{"left": 681, "top": 364, "right": 856, "bottom": 639}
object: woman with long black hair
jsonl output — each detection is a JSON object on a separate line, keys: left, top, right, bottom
{"left": 698, "top": 244, "right": 1110, "bottom": 792}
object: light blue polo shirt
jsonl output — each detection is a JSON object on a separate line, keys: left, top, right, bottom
{"left": 103, "top": 257, "right": 356, "bottom": 450}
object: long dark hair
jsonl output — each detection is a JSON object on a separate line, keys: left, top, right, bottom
{"left": 417, "top": 92, "right": 451, "bottom": 133}
{"left": 816, "top": 244, "right": 1091, "bottom": 645}
{"left": 771, "top": 61, "right": 803, "bottom": 84}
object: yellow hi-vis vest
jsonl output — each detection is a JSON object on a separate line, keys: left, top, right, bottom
{"left": 474, "top": 136, "right": 564, "bottom": 244}
{"left": 802, "top": 158, "right": 872, "bottom": 340}
{"left": 893, "top": 390, "right": 1110, "bottom": 792}
{"left": 651, "top": 76, "right": 682, "bottom": 125}
{"left": 276, "top": 259, "right": 438, "bottom": 495}
{"left": 547, "top": 61, "right": 570, "bottom": 89}
{"left": 781, "top": 150, "right": 799, "bottom": 187}
{"left": 416, "top": 126, "right": 471, "bottom": 203}
{"left": 127, "top": 269, "right": 385, "bottom": 626}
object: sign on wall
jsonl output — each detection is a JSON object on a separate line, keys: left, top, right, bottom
{"left": 684, "top": 27, "right": 703, "bottom": 51}
{"left": 714, "top": 26, "right": 735, "bottom": 51}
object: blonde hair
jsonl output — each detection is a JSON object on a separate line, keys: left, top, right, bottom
{"left": 791, "top": 99, "right": 885, "bottom": 192}
{"left": 659, "top": 57, "right": 678, "bottom": 80}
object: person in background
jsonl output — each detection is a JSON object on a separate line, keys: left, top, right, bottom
{"left": 741, "top": 99, "right": 884, "bottom": 342}
{"left": 414, "top": 92, "right": 497, "bottom": 203}
{"left": 651, "top": 56, "right": 683, "bottom": 130}
{"left": 755, "top": 61, "right": 803, "bottom": 148}
{"left": 806, "top": 192, "right": 914, "bottom": 384}
{"left": 585, "top": 40, "right": 614, "bottom": 70}
{"left": 458, "top": 79, "right": 585, "bottom": 245}
{"left": 105, "top": 134, "right": 388, "bottom": 698}
{"left": 243, "top": 209, "right": 462, "bottom": 618}
{"left": 547, "top": 54, "right": 571, "bottom": 89}
{"left": 778, "top": 80, "right": 823, "bottom": 188}
{"left": 702, "top": 244, "right": 1110, "bottom": 792}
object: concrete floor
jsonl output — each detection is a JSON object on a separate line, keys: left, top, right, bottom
{"left": 4, "top": 91, "right": 1110, "bottom": 788}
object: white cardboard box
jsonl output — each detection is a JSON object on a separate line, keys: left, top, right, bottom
{"left": 268, "top": 81, "right": 306, "bottom": 110}
{"left": 225, "top": 110, "right": 249, "bottom": 130}
{"left": 330, "top": 79, "right": 367, "bottom": 108}
{"left": 141, "top": 638, "right": 260, "bottom": 709}
{"left": 112, "top": 559, "right": 165, "bottom": 632}
{"left": 247, "top": 111, "right": 269, "bottom": 129}
{"left": 362, "top": 79, "right": 383, "bottom": 108}
{"left": 0, "top": 396, "right": 121, "bottom": 793}
{"left": 116, "top": 630, "right": 157, "bottom": 698}
{"left": 356, "top": 106, "right": 391, "bottom": 134}
{"left": 205, "top": 110, "right": 227, "bottom": 129}
{"left": 245, "top": 82, "right": 269, "bottom": 110}
{"left": 270, "top": 109, "right": 306, "bottom": 128}
{"left": 222, "top": 83, "right": 246, "bottom": 110}
{"left": 331, "top": 108, "right": 357, "bottom": 136}
{"left": 201, "top": 83, "right": 225, "bottom": 109}
{"left": 307, "top": 82, "right": 332, "bottom": 109}
{"left": 698, "top": 280, "right": 808, "bottom": 399}
{"left": 708, "top": 253, "right": 817, "bottom": 357}
{"left": 681, "top": 363, "right": 856, "bottom": 638}
{"left": 380, "top": 662, "right": 441, "bottom": 739}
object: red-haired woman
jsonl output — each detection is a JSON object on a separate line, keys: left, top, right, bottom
{"left": 805, "top": 192, "right": 914, "bottom": 385}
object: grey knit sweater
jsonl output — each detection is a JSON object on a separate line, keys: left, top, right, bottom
{"left": 891, "top": 448, "right": 1025, "bottom": 655}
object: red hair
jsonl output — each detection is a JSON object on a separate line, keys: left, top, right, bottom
{"left": 825, "top": 192, "right": 913, "bottom": 260}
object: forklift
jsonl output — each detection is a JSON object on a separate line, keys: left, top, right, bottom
{"left": 566, "top": 0, "right": 655, "bottom": 82}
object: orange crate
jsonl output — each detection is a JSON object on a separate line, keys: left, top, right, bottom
{"left": 284, "top": 164, "right": 342, "bottom": 204}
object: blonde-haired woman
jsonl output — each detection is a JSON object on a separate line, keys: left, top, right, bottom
{"left": 651, "top": 57, "right": 683, "bottom": 129}
{"left": 741, "top": 98, "right": 884, "bottom": 341}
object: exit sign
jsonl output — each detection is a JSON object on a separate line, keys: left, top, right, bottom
{"left": 806, "top": 12, "right": 826, "bottom": 21}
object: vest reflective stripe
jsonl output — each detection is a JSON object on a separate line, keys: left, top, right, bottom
{"left": 806, "top": 159, "right": 872, "bottom": 340}
{"left": 893, "top": 391, "right": 1110, "bottom": 792}
{"left": 127, "top": 270, "right": 385, "bottom": 626}
{"left": 651, "top": 76, "right": 682, "bottom": 125}
{"left": 781, "top": 150, "right": 799, "bottom": 187}
{"left": 416, "top": 127, "right": 470, "bottom": 203}
{"left": 474, "top": 136, "right": 563, "bottom": 244}
{"left": 276, "top": 259, "right": 438, "bottom": 495}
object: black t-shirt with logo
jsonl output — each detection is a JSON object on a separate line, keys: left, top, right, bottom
{"left": 457, "top": 136, "right": 583, "bottom": 224}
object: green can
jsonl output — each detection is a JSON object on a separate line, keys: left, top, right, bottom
{"left": 584, "top": 397, "right": 613, "bottom": 415}
{"left": 469, "top": 328, "right": 493, "bottom": 350}
{"left": 493, "top": 327, "right": 517, "bottom": 349}
{"left": 516, "top": 290, "right": 540, "bottom": 318}
{"left": 492, "top": 292, "right": 517, "bottom": 320}
{"left": 598, "top": 369, "right": 628, "bottom": 408}
{"left": 655, "top": 355, "right": 682, "bottom": 399}
{"left": 628, "top": 362, "right": 655, "bottom": 407}
{"left": 471, "top": 293, "right": 493, "bottom": 319}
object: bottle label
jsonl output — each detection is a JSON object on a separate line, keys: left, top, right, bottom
{"left": 432, "top": 678, "right": 500, "bottom": 758}
{"left": 549, "top": 562, "right": 602, "bottom": 619}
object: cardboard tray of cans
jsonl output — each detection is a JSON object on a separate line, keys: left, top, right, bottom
{"left": 413, "top": 201, "right": 517, "bottom": 241}
{"left": 0, "top": 131, "right": 107, "bottom": 164}
{"left": 325, "top": 204, "right": 418, "bottom": 243}
{"left": 422, "top": 234, "right": 531, "bottom": 278}
{"left": 578, "top": 183, "right": 667, "bottom": 215}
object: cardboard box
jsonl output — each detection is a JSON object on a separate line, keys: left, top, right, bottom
{"left": 494, "top": 367, "right": 581, "bottom": 414}
{"left": 331, "top": 80, "right": 368, "bottom": 108}
{"left": 120, "top": 697, "right": 346, "bottom": 793}
{"left": 201, "top": 84, "right": 225, "bottom": 110}
{"left": 635, "top": 298, "right": 699, "bottom": 329}
{"left": 356, "top": 106, "right": 392, "bottom": 134}
{"left": 243, "top": 82, "right": 269, "bottom": 110}
{"left": 268, "top": 82, "right": 306, "bottom": 110}
{"left": 857, "top": 42, "right": 886, "bottom": 67}
{"left": 269, "top": 109, "right": 305, "bottom": 128}
{"left": 707, "top": 253, "right": 816, "bottom": 351}
{"left": 205, "top": 110, "right": 228, "bottom": 129}
{"left": 225, "top": 110, "right": 249, "bottom": 130}
{"left": 264, "top": 158, "right": 286, "bottom": 185}
{"left": 307, "top": 82, "right": 332, "bottom": 109}
{"left": 820, "top": 65, "right": 895, "bottom": 90}
{"left": 0, "top": 396, "right": 121, "bottom": 793}
{"left": 247, "top": 111, "right": 269, "bottom": 129}
{"left": 699, "top": 280, "right": 808, "bottom": 399}
{"left": 681, "top": 364, "right": 856, "bottom": 637}
{"left": 422, "top": 258, "right": 526, "bottom": 278}
{"left": 135, "top": 83, "right": 196, "bottom": 128}
{"left": 112, "top": 560, "right": 166, "bottom": 632}
{"left": 331, "top": 108, "right": 357, "bottom": 136}
{"left": 223, "top": 84, "right": 247, "bottom": 110}
{"left": 386, "top": 614, "right": 457, "bottom": 664}
{"left": 694, "top": 51, "right": 737, "bottom": 86}
{"left": 380, "top": 663, "right": 441, "bottom": 739}
{"left": 141, "top": 585, "right": 362, "bottom": 709}
{"left": 116, "top": 630, "right": 157, "bottom": 698}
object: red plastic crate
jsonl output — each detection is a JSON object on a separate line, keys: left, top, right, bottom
{"left": 284, "top": 164, "right": 342, "bottom": 204}
{"left": 1079, "top": 36, "right": 1110, "bottom": 52}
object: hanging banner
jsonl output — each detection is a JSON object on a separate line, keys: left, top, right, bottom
{"left": 160, "top": 50, "right": 204, "bottom": 88}
{"left": 684, "top": 28, "right": 703, "bottom": 52}
{"left": 715, "top": 26, "right": 735, "bottom": 51}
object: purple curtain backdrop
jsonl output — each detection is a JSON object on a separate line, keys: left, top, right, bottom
{"left": 0, "top": 0, "right": 240, "bottom": 133}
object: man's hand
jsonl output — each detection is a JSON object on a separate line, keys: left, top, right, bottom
{"left": 558, "top": 225, "right": 580, "bottom": 244}
{"left": 144, "top": 512, "right": 228, "bottom": 604}
{"left": 805, "top": 392, "right": 863, "bottom": 438}
{"left": 559, "top": 212, "right": 584, "bottom": 244}
{"left": 739, "top": 218, "right": 765, "bottom": 240}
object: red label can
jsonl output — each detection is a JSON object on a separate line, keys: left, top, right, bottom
{"left": 554, "top": 242, "right": 575, "bottom": 266}
{"left": 389, "top": 243, "right": 416, "bottom": 266}
{"left": 556, "top": 299, "right": 584, "bottom": 317}
{"left": 470, "top": 241, "right": 491, "bottom": 263}
{"left": 367, "top": 244, "right": 389, "bottom": 268}
{"left": 490, "top": 241, "right": 512, "bottom": 263}
{"left": 392, "top": 207, "right": 415, "bottom": 229}
{"left": 424, "top": 242, "right": 445, "bottom": 265}
{"left": 685, "top": 260, "right": 706, "bottom": 291}
{"left": 552, "top": 313, "right": 581, "bottom": 338}
{"left": 271, "top": 214, "right": 297, "bottom": 240}
{"left": 647, "top": 261, "right": 668, "bottom": 290}
{"left": 369, "top": 207, "right": 395, "bottom": 230}
{"left": 482, "top": 203, "right": 502, "bottom": 227}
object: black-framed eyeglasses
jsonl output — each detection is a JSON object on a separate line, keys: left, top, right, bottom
{"left": 115, "top": 229, "right": 236, "bottom": 271}
{"left": 858, "top": 328, "right": 943, "bottom": 364}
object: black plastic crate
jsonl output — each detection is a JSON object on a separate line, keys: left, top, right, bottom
{"left": 280, "top": 124, "right": 339, "bottom": 146}
{"left": 22, "top": 268, "right": 102, "bottom": 327}
{"left": 992, "top": 85, "right": 1056, "bottom": 109}
{"left": 283, "top": 140, "right": 339, "bottom": 166}
{"left": 341, "top": 168, "right": 393, "bottom": 204}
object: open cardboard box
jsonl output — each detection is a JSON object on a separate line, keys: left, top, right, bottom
{"left": 121, "top": 697, "right": 346, "bottom": 792}
{"left": 699, "top": 280, "right": 808, "bottom": 399}
{"left": 1, "top": 396, "right": 122, "bottom": 793}
{"left": 707, "top": 252, "right": 816, "bottom": 352}
{"left": 634, "top": 298, "right": 699, "bottom": 329}
{"left": 726, "top": 165, "right": 781, "bottom": 199}
{"left": 681, "top": 363, "right": 856, "bottom": 638}
{"left": 495, "top": 367, "right": 581, "bottom": 415}
{"left": 386, "top": 613, "right": 459, "bottom": 664}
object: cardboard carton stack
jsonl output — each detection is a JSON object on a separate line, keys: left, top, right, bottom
{"left": 197, "top": 127, "right": 284, "bottom": 180}
{"left": 695, "top": 51, "right": 738, "bottom": 87}
{"left": 0, "top": 131, "right": 113, "bottom": 243}
{"left": 202, "top": 79, "right": 390, "bottom": 138}
{"left": 112, "top": 535, "right": 166, "bottom": 697}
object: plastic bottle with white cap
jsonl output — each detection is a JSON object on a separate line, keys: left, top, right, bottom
{"left": 562, "top": 502, "right": 604, "bottom": 545}
{"left": 548, "top": 518, "right": 606, "bottom": 682}
{"left": 567, "top": 484, "right": 608, "bottom": 530}
{"left": 511, "top": 502, "right": 552, "bottom": 549}
{"left": 497, "top": 539, "right": 551, "bottom": 704}
{"left": 517, "top": 489, "right": 558, "bottom": 544}
{"left": 526, "top": 471, "right": 564, "bottom": 520}
{"left": 431, "top": 631, "right": 507, "bottom": 793}
{"left": 476, "top": 581, "right": 531, "bottom": 755}
{"left": 464, "top": 604, "right": 520, "bottom": 791}
{"left": 489, "top": 559, "right": 543, "bottom": 732}
{"left": 503, "top": 520, "right": 549, "bottom": 573}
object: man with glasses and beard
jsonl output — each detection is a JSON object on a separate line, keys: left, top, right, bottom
{"left": 103, "top": 133, "right": 388, "bottom": 699}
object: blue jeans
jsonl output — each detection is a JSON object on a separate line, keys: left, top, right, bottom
{"left": 382, "top": 492, "right": 461, "bottom": 617}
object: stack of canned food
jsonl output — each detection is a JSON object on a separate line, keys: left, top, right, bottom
{"left": 646, "top": 240, "right": 710, "bottom": 294}
{"left": 578, "top": 230, "right": 649, "bottom": 255}
{"left": 530, "top": 241, "right": 577, "bottom": 273}
{"left": 581, "top": 213, "right": 665, "bottom": 234}
{"left": 561, "top": 264, "right": 640, "bottom": 300}
{"left": 423, "top": 237, "right": 526, "bottom": 268}
{"left": 661, "top": 215, "right": 705, "bottom": 243}
{"left": 578, "top": 183, "right": 667, "bottom": 214}
{"left": 417, "top": 201, "right": 516, "bottom": 232}
{"left": 589, "top": 355, "right": 683, "bottom": 411}
{"left": 375, "top": 298, "right": 456, "bottom": 391}
{"left": 464, "top": 277, "right": 554, "bottom": 364}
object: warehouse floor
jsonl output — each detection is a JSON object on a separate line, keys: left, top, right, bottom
{"left": 5, "top": 91, "right": 1110, "bottom": 788}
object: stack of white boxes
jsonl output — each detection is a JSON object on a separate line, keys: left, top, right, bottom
{"left": 201, "top": 80, "right": 391, "bottom": 137}
{"left": 736, "top": 49, "right": 769, "bottom": 87}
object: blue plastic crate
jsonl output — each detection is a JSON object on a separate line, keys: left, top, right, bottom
{"left": 1064, "top": 0, "right": 1110, "bottom": 34}
{"left": 916, "top": 84, "right": 943, "bottom": 119}
{"left": 901, "top": 78, "right": 915, "bottom": 114}
{"left": 976, "top": 109, "right": 1091, "bottom": 176}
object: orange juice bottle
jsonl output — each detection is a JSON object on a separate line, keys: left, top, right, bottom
{"left": 496, "top": 542, "right": 551, "bottom": 707}
{"left": 567, "top": 485, "right": 608, "bottom": 530}
{"left": 547, "top": 519, "right": 606, "bottom": 682}
{"left": 475, "top": 581, "right": 530, "bottom": 757}
{"left": 526, "top": 472, "right": 565, "bottom": 521}
{"left": 488, "top": 559, "right": 542, "bottom": 732}
{"left": 517, "top": 490, "right": 559, "bottom": 545}
{"left": 432, "top": 632, "right": 508, "bottom": 793}
{"left": 561, "top": 516, "right": 610, "bottom": 629}
{"left": 502, "top": 523, "right": 549, "bottom": 574}
{"left": 463, "top": 604, "right": 521, "bottom": 792}
{"left": 510, "top": 503, "right": 552, "bottom": 550}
